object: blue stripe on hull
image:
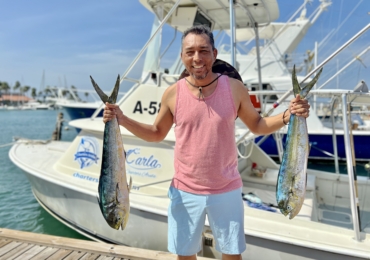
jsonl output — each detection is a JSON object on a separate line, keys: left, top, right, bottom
{"left": 63, "top": 107, "right": 103, "bottom": 120}
{"left": 256, "top": 134, "right": 370, "bottom": 161}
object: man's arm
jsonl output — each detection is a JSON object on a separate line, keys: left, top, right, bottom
{"left": 230, "top": 78, "right": 310, "bottom": 135}
{"left": 103, "top": 84, "right": 176, "bottom": 142}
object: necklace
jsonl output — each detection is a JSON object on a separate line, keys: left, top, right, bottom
{"left": 185, "top": 74, "right": 223, "bottom": 102}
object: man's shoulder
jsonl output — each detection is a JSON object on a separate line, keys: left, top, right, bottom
{"left": 162, "top": 82, "right": 177, "bottom": 101}
{"left": 226, "top": 76, "right": 245, "bottom": 91}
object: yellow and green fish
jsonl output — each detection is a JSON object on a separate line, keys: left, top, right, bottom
{"left": 91, "top": 75, "right": 132, "bottom": 230}
{"left": 276, "top": 66, "right": 323, "bottom": 219}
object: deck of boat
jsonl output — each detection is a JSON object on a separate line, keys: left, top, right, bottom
{"left": 0, "top": 228, "right": 210, "bottom": 260}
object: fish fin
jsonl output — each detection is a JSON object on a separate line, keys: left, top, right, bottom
{"left": 90, "top": 76, "right": 109, "bottom": 103}
{"left": 97, "top": 195, "right": 105, "bottom": 215}
{"left": 115, "top": 183, "right": 121, "bottom": 203}
{"left": 128, "top": 176, "right": 133, "bottom": 193}
{"left": 90, "top": 74, "right": 121, "bottom": 104}
{"left": 109, "top": 74, "right": 120, "bottom": 104}
{"left": 292, "top": 65, "right": 301, "bottom": 97}
{"left": 300, "top": 67, "right": 323, "bottom": 98}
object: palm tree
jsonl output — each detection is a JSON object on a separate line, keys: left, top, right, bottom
{"left": 31, "top": 88, "right": 37, "bottom": 99}
{"left": 22, "top": 86, "right": 30, "bottom": 97}
{"left": 13, "top": 81, "right": 21, "bottom": 93}
{"left": 11, "top": 81, "right": 21, "bottom": 106}
{"left": 1, "top": 82, "right": 10, "bottom": 93}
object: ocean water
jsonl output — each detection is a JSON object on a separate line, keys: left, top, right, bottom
{"left": 0, "top": 109, "right": 369, "bottom": 242}
{"left": 0, "top": 109, "right": 88, "bottom": 240}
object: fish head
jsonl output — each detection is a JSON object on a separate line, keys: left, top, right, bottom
{"left": 120, "top": 207, "right": 130, "bottom": 230}
{"left": 288, "top": 196, "right": 304, "bottom": 220}
{"left": 277, "top": 191, "right": 296, "bottom": 217}
{"left": 277, "top": 199, "right": 293, "bottom": 216}
{"left": 109, "top": 206, "right": 130, "bottom": 230}
{"left": 286, "top": 201, "right": 296, "bottom": 218}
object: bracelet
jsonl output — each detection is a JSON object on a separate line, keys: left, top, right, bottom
{"left": 283, "top": 109, "right": 289, "bottom": 125}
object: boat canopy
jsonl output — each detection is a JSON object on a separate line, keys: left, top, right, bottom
{"left": 225, "top": 22, "right": 304, "bottom": 42}
{"left": 139, "top": 0, "right": 279, "bottom": 32}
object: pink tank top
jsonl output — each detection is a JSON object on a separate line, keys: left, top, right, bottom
{"left": 172, "top": 75, "right": 242, "bottom": 194}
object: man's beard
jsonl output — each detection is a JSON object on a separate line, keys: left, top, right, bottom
{"left": 191, "top": 70, "right": 209, "bottom": 80}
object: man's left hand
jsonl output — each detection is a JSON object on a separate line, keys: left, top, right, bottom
{"left": 290, "top": 94, "right": 310, "bottom": 118}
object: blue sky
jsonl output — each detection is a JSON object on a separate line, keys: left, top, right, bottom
{"left": 0, "top": 0, "right": 369, "bottom": 95}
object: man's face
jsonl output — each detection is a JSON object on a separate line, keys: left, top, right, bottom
{"left": 181, "top": 33, "right": 217, "bottom": 80}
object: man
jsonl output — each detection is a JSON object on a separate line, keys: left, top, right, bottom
{"left": 103, "top": 25, "right": 310, "bottom": 260}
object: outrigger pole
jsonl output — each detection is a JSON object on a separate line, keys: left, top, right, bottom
{"left": 237, "top": 23, "right": 370, "bottom": 146}
{"left": 265, "top": 23, "right": 370, "bottom": 117}
{"left": 90, "top": 0, "right": 182, "bottom": 119}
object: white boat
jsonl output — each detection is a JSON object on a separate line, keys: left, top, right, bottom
{"left": 52, "top": 88, "right": 126, "bottom": 120}
{"left": 213, "top": 1, "right": 370, "bottom": 162}
{"left": 20, "top": 100, "right": 53, "bottom": 110}
{"left": 9, "top": 0, "right": 370, "bottom": 259}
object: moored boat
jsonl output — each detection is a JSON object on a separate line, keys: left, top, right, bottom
{"left": 9, "top": 0, "right": 370, "bottom": 259}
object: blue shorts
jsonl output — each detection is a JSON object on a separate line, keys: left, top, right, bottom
{"left": 167, "top": 186, "right": 246, "bottom": 256}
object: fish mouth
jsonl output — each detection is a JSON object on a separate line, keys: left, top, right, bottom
{"left": 277, "top": 200, "right": 290, "bottom": 216}
{"left": 280, "top": 209, "right": 290, "bottom": 216}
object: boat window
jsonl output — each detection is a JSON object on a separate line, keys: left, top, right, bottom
{"left": 250, "top": 83, "right": 278, "bottom": 103}
{"left": 193, "top": 11, "right": 213, "bottom": 29}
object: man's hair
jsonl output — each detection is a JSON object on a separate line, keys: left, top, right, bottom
{"left": 181, "top": 24, "right": 215, "bottom": 50}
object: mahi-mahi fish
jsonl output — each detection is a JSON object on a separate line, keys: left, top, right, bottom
{"left": 276, "top": 65, "right": 323, "bottom": 219}
{"left": 90, "top": 74, "right": 132, "bottom": 230}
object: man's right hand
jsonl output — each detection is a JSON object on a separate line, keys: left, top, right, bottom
{"left": 103, "top": 103, "right": 124, "bottom": 124}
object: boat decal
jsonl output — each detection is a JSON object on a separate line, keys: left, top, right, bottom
{"left": 133, "top": 101, "right": 161, "bottom": 115}
{"left": 126, "top": 148, "right": 162, "bottom": 170}
{"left": 126, "top": 170, "right": 156, "bottom": 178}
{"left": 73, "top": 172, "right": 99, "bottom": 183}
{"left": 74, "top": 136, "right": 100, "bottom": 169}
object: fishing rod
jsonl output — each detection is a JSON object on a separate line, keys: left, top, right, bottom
{"left": 236, "top": 23, "right": 370, "bottom": 146}
{"left": 265, "top": 23, "right": 370, "bottom": 117}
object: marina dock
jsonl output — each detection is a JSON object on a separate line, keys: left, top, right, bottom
{"left": 0, "top": 228, "right": 210, "bottom": 260}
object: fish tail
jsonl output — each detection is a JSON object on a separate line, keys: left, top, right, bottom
{"left": 300, "top": 67, "right": 323, "bottom": 98}
{"left": 90, "top": 74, "right": 121, "bottom": 104}
{"left": 292, "top": 65, "right": 301, "bottom": 97}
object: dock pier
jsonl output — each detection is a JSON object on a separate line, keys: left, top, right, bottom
{"left": 0, "top": 228, "right": 210, "bottom": 260}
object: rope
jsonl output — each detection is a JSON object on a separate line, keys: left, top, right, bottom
{"left": 0, "top": 138, "right": 50, "bottom": 149}
{"left": 0, "top": 142, "right": 16, "bottom": 148}
{"left": 237, "top": 138, "right": 254, "bottom": 159}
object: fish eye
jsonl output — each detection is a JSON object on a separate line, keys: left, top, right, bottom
{"left": 287, "top": 205, "right": 292, "bottom": 211}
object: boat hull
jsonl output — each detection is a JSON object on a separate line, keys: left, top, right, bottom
{"left": 21, "top": 168, "right": 364, "bottom": 260}
{"left": 257, "top": 132, "right": 370, "bottom": 161}
{"left": 63, "top": 107, "right": 103, "bottom": 120}
{"left": 25, "top": 171, "right": 169, "bottom": 250}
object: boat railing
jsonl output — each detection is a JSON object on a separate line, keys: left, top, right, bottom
{"left": 311, "top": 87, "right": 370, "bottom": 241}
{"left": 117, "top": 0, "right": 181, "bottom": 87}
{"left": 241, "top": 23, "right": 370, "bottom": 242}
{"left": 316, "top": 47, "right": 370, "bottom": 91}
{"left": 236, "top": 23, "right": 370, "bottom": 147}
{"left": 90, "top": 0, "right": 182, "bottom": 120}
